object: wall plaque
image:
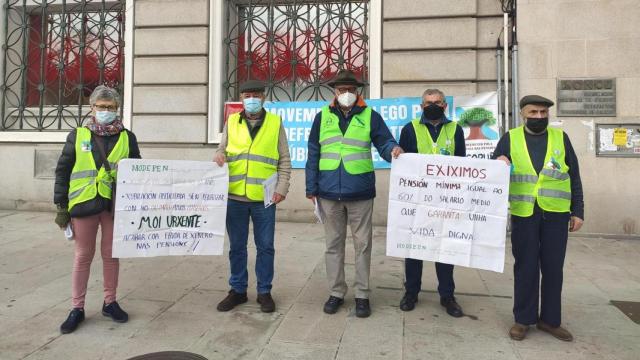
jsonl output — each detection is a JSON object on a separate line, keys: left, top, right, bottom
{"left": 557, "top": 78, "right": 616, "bottom": 117}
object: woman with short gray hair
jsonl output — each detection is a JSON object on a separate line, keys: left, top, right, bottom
{"left": 89, "top": 84, "right": 121, "bottom": 108}
{"left": 53, "top": 85, "right": 141, "bottom": 334}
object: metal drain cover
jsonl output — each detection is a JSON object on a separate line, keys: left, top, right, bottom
{"left": 126, "top": 351, "right": 208, "bottom": 360}
{"left": 610, "top": 300, "right": 640, "bottom": 324}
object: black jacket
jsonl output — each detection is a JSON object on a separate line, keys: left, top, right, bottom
{"left": 54, "top": 128, "right": 141, "bottom": 218}
{"left": 399, "top": 115, "right": 466, "bottom": 157}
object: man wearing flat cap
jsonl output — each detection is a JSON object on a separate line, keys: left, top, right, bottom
{"left": 214, "top": 80, "right": 291, "bottom": 313}
{"left": 305, "top": 69, "right": 403, "bottom": 318}
{"left": 492, "top": 95, "right": 584, "bottom": 342}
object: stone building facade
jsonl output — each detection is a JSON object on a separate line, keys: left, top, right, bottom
{"left": 0, "top": 0, "right": 638, "bottom": 236}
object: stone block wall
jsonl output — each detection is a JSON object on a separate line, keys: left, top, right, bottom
{"left": 381, "top": 0, "right": 503, "bottom": 98}
{"left": 132, "top": 0, "right": 210, "bottom": 144}
{"left": 517, "top": 0, "right": 640, "bottom": 235}
{"left": 1, "top": 0, "right": 638, "bottom": 236}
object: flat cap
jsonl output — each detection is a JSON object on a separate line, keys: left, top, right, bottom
{"left": 239, "top": 80, "right": 266, "bottom": 93}
{"left": 519, "top": 95, "right": 554, "bottom": 109}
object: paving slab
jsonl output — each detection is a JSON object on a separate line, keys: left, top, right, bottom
{"left": 257, "top": 340, "right": 337, "bottom": 360}
{"left": 336, "top": 306, "right": 403, "bottom": 360}
{"left": 0, "top": 211, "right": 638, "bottom": 360}
{"left": 270, "top": 302, "right": 347, "bottom": 346}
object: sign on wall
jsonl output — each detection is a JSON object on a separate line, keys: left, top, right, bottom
{"left": 557, "top": 78, "right": 616, "bottom": 117}
{"left": 224, "top": 92, "right": 500, "bottom": 168}
{"left": 113, "top": 159, "right": 228, "bottom": 258}
{"left": 385, "top": 154, "right": 510, "bottom": 273}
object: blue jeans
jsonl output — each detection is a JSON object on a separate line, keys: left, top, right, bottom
{"left": 226, "top": 199, "right": 276, "bottom": 294}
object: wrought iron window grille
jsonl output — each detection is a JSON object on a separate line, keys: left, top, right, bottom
{"left": 224, "top": 0, "right": 370, "bottom": 103}
{"left": 1, "top": 0, "right": 125, "bottom": 132}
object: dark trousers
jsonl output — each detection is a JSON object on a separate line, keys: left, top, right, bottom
{"left": 511, "top": 210, "right": 570, "bottom": 327}
{"left": 404, "top": 259, "right": 455, "bottom": 299}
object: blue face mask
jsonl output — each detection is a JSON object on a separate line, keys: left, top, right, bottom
{"left": 242, "top": 97, "right": 263, "bottom": 114}
{"left": 95, "top": 111, "right": 117, "bottom": 125}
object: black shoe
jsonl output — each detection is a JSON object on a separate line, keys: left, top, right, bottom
{"left": 60, "top": 308, "right": 85, "bottom": 334}
{"left": 257, "top": 293, "right": 276, "bottom": 313}
{"left": 440, "top": 296, "right": 463, "bottom": 318}
{"left": 355, "top": 298, "right": 371, "bottom": 318}
{"left": 217, "top": 289, "right": 248, "bottom": 312}
{"left": 323, "top": 296, "right": 344, "bottom": 314}
{"left": 102, "top": 301, "right": 129, "bottom": 323}
{"left": 399, "top": 293, "right": 418, "bottom": 312}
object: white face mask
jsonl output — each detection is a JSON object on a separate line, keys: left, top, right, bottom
{"left": 95, "top": 110, "right": 117, "bottom": 125}
{"left": 337, "top": 92, "right": 357, "bottom": 108}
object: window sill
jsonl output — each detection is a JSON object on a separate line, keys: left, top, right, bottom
{"left": 2, "top": 106, "right": 78, "bottom": 142}
{"left": 0, "top": 131, "right": 69, "bottom": 143}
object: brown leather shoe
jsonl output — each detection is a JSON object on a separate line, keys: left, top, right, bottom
{"left": 509, "top": 323, "right": 529, "bottom": 341}
{"left": 537, "top": 321, "right": 573, "bottom": 341}
{"left": 216, "top": 290, "right": 248, "bottom": 312}
{"left": 257, "top": 293, "right": 276, "bottom": 313}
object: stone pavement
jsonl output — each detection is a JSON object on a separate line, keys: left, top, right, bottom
{"left": 0, "top": 210, "right": 638, "bottom": 360}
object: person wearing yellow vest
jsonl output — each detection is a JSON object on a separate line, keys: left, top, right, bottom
{"left": 305, "top": 69, "right": 403, "bottom": 318}
{"left": 214, "top": 80, "right": 291, "bottom": 313}
{"left": 493, "top": 95, "right": 584, "bottom": 342}
{"left": 397, "top": 89, "right": 467, "bottom": 318}
{"left": 53, "top": 85, "right": 141, "bottom": 334}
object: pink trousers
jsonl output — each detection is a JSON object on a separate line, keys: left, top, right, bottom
{"left": 70, "top": 211, "right": 119, "bottom": 308}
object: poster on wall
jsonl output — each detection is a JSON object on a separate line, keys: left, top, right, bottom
{"left": 451, "top": 92, "right": 500, "bottom": 160}
{"left": 112, "top": 159, "right": 228, "bottom": 258}
{"left": 224, "top": 92, "right": 500, "bottom": 168}
{"left": 385, "top": 154, "right": 510, "bottom": 273}
{"left": 595, "top": 123, "right": 640, "bottom": 157}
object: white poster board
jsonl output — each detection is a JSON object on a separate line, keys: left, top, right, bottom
{"left": 386, "top": 154, "right": 510, "bottom": 272}
{"left": 113, "top": 159, "right": 228, "bottom": 258}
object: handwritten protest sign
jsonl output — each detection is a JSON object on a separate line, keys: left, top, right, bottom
{"left": 113, "top": 159, "right": 228, "bottom": 258}
{"left": 386, "top": 154, "right": 510, "bottom": 272}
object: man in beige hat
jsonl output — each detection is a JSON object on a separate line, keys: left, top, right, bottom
{"left": 305, "top": 69, "right": 403, "bottom": 318}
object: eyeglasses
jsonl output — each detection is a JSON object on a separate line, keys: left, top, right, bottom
{"left": 94, "top": 105, "right": 118, "bottom": 111}
{"left": 335, "top": 87, "right": 357, "bottom": 94}
{"left": 240, "top": 92, "right": 264, "bottom": 98}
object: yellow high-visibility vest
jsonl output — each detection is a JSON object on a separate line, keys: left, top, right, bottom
{"left": 319, "top": 106, "right": 373, "bottom": 174}
{"left": 226, "top": 112, "right": 281, "bottom": 200}
{"left": 411, "top": 119, "right": 457, "bottom": 155}
{"left": 509, "top": 126, "right": 571, "bottom": 216}
{"left": 68, "top": 127, "right": 129, "bottom": 211}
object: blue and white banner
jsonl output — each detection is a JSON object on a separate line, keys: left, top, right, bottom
{"left": 228, "top": 91, "right": 500, "bottom": 168}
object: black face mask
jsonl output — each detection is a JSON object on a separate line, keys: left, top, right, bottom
{"left": 525, "top": 117, "right": 549, "bottom": 133}
{"left": 423, "top": 103, "right": 445, "bottom": 121}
